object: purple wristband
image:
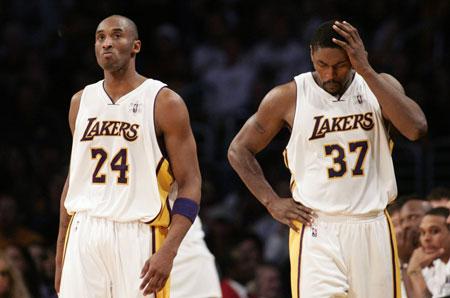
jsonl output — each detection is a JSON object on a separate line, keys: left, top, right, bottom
{"left": 172, "top": 198, "right": 199, "bottom": 223}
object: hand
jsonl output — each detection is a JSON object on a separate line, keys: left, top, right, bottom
{"left": 331, "top": 21, "right": 372, "bottom": 75}
{"left": 397, "top": 227, "right": 420, "bottom": 263}
{"left": 266, "top": 197, "right": 314, "bottom": 231}
{"left": 408, "top": 246, "right": 444, "bottom": 275}
{"left": 140, "top": 247, "right": 175, "bottom": 295}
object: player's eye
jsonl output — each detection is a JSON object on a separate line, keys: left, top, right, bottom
{"left": 430, "top": 227, "right": 440, "bottom": 235}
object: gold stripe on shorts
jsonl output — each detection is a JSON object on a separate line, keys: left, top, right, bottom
{"left": 61, "top": 214, "right": 75, "bottom": 267}
{"left": 289, "top": 222, "right": 306, "bottom": 298}
{"left": 150, "top": 225, "right": 170, "bottom": 298}
{"left": 385, "top": 210, "right": 401, "bottom": 298}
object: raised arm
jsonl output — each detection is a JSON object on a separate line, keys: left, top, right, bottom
{"left": 55, "top": 89, "right": 82, "bottom": 293}
{"left": 228, "top": 82, "right": 314, "bottom": 231}
{"left": 332, "top": 20, "right": 428, "bottom": 141}
{"left": 140, "top": 87, "right": 201, "bottom": 295}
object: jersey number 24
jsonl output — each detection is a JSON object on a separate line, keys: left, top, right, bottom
{"left": 91, "top": 148, "right": 129, "bottom": 184}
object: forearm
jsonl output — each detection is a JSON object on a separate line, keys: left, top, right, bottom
{"left": 360, "top": 68, "right": 427, "bottom": 140}
{"left": 176, "top": 175, "right": 201, "bottom": 205}
{"left": 55, "top": 178, "right": 71, "bottom": 267}
{"left": 162, "top": 174, "right": 201, "bottom": 255}
{"left": 406, "top": 267, "right": 432, "bottom": 298}
{"left": 228, "top": 144, "right": 279, "bottom": 208}
{"left": 160, "top": 214, "right": 192, "bottom": 258}
{"left": 56, "top": 213, "right": 71, "bottom": 265}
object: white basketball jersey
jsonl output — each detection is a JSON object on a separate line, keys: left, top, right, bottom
{"left": 65, "top": 79, "right": 173, "bottom": 223}
{"left": 285, "top": 72, "right": 397, "bottom": 215}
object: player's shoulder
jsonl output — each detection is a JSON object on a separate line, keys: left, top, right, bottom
{"left": 155, "top": 87, "right": 186, "bottom": 111}
{"left": 259, "top": 81, "right": 296, "bottom": 114}
{"left": 378, "top": 73, "right": 405, "bottom": 93}
{"left": 69, "top": 89, "right": 84, "bottom": 110}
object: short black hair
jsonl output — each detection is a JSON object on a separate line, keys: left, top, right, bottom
{"left": 310, "top": 20, "right": 344, "bottom": 51}
{"left": 427, "top": 187, "right": 450, "bottom": 201}
{"left": 387, "top": 200, "right": 403, "bottom": 215}
{"left": 425, "top": 207, "right": 450, "bottom": 230}
{"left": 425, "top": 207, "right": 450, "bottom": 218}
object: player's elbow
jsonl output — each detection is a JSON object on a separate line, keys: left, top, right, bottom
{"left": 227, "top": 142, "right": 239, "bottom": 169}
{"left": 406, "top": 118, "right": 428, "bottom": 141}
{"left": 228, "top": 140, "right": 246, "bottom": 170}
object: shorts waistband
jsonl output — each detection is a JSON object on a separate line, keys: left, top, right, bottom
{"left": 314, "top": 211, "right": 385, "bottom": 223}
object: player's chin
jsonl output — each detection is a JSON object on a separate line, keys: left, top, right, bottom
{"left": 100, "top": 61, "right": 118, "bottom": 71}
{"left": 422, "top": 246, "right": 439, "bottom": 254}
{"left": 323, "top": 84, "right": 341, "bottom": 95}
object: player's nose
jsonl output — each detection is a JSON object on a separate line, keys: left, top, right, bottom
{"left": 323, "top": 67, "right": 336, "bottom": 81}
{"left": 102, "top": 37, "right": 113, "bottom": 49}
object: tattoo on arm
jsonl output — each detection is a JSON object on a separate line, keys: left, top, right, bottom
{"left": 254, "top": 121, "right": 266, "bottom": 134}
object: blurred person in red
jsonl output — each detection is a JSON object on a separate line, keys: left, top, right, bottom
{"left": 221, "top": 233, "right": 262, "bottom": 298}
{"left": 253, "top": 263, "right": 282, "bottom": 298}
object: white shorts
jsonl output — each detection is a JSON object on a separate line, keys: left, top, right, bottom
{"left": 289, "top": 211, "right": 401, "bottom": 298}
{"left": 59, "top": 212, "right": 169, "bottom": 298}
{"left": 170, "top": 217, "right": 222, "bottom": 298}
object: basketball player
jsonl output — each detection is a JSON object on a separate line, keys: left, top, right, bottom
{"left": 170, "top": 215, "right": 222, "bottom": 298}
{"left": 228, "top": 20, "right": 428, "bottom": 298}
{"left": 168, "top": 188, "right": 222, "bottom": 298}
{"left": 54, "top": 15, "right": 201, "bottom": 297}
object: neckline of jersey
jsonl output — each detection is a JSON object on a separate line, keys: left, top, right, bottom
{"left": 308, "top": 72, "right": 357, "bottom": 102}
{"left": 101, "top": 79, "right": 150, "bottom": 105}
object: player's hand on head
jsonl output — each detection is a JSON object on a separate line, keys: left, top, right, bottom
{"left": 267, "top": 197, "right": 315, "bottom": 230}
{"left": 331, "top": 21, "right": 371, "bottom": 75}
{"left": 139, "top": 247, "right": 175, "bottom": 295}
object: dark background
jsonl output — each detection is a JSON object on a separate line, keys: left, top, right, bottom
{"left": 0, "top": 0, "right": 449, "bottom": 296}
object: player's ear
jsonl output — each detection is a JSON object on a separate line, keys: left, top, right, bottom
{"left": 132, "top": 39, "right": 141, "bottom": 55}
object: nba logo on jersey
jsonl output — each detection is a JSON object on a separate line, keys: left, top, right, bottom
{"left": 129, "top": 102, "right": 142, "bottom": 114}
{"left": 356, "top": 94, "right": 363, "bottom": 104}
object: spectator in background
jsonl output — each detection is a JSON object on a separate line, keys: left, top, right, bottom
{"left": 201, "top": 34, "right": 256, "bottom": 150}
{"left": 5, "top": 244, "right": 43, "bottom": 297}
{"left": 250, "top": 7, "right": 309, "bottom": 85}
{"left": 0, "top": 250, "right": 31, "bottom": 298}
{"left": 427, "top": 187, "right": 450, "bottom": 208}
{"left": 38, "top": 246, "right": 57, "bottom": 298}
{"left": 387, "top": 199, "right": 411, "bottom": 297}
{"left": 387, "top": 199, "right": 404, "bottom": 232}
{"left": 221, "top": 233, "right": 262, "bottom": 298}
{"left": 399, "top": 196, "right": 432, "bottom": 265}
{"left": 406, "top": 208, "right": 450, "bottom": 298}
{"left": 253, "top": 263, "right": 283, "bottom": 298}
{"left": 0, "top": 195, "right": 43, "bottom": 249}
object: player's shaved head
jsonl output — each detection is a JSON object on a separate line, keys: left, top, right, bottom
{"left": 97, "top": 15, "right": 139, "bottom": 40}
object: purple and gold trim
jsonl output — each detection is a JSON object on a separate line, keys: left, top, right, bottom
{"left": 385, "top": 210, "right": 401, "bottom": 298}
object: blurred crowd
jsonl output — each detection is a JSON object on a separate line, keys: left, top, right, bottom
{"left": 0, "top": 0, "right": 449, "bottom": 297}
{"left": 387, "top": 188, "right": 450, "bottom": 297}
